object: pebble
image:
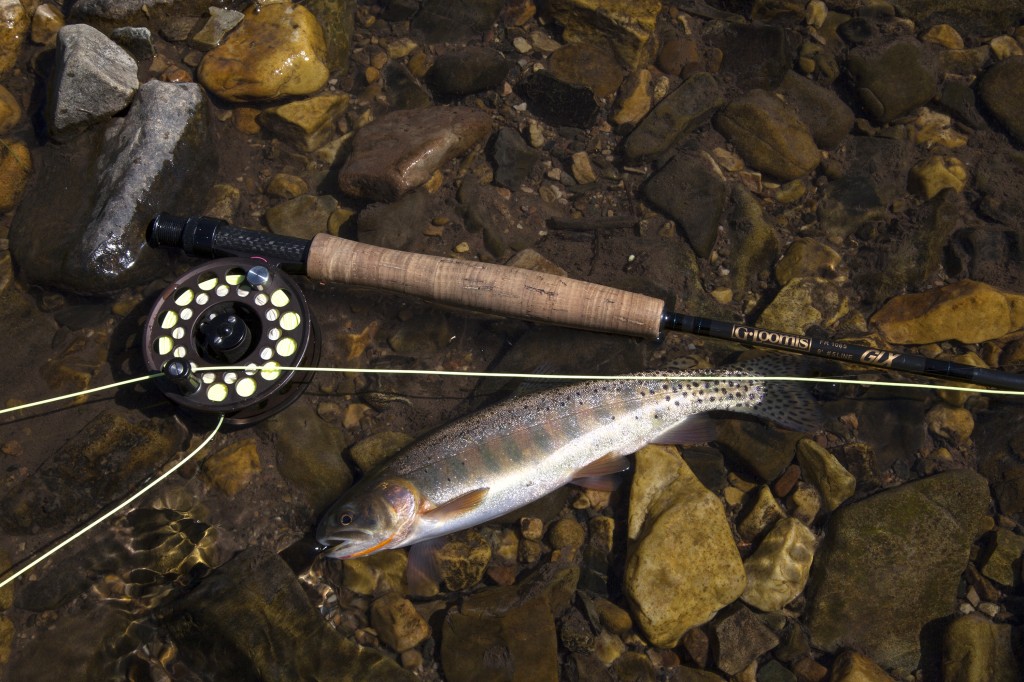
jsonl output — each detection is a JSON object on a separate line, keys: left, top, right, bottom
{"left": 370, "top": 593, "right": 431, "bottom": 652}
{"left": 265, "top": 194, "right": 339, "bottom": 239}
{"left": 828, "top": 650, "right": 895, "bottom": 682}
{"left": 30, "top": 3, "right": 62, "bottom": 47}
{"left": 257, "top": 93, "right": 349, "bottom": 152}
{"left": 737, "top": 485, "right": 785, "bottom": 541}
{"left": 710, "top": 606, "right": 780, "bottom": 676}
{"left": 990, "top": 35, "right": 1023, "bottom": 60}
{"left": 741, "top": 517, "right": 817, "bottom": 612}
{"left": 342, "top": 551, "right": 407, "bottom": 596}
{"left": 925, "top": 404, "right": 975, "bottom": 444}
{"left": 198, "top": 1, "right": 329, "bottom": 102}
{"left": 548, "top": 42, "right": 624, "bottom": 99}
{"left": 871, "top": 279, "right": 1024, "bottom": 345}
{"left": 778, "top": 70, "right": 854, "bottom": 150}
{"left": 191, "top": 7, "right": 244, "bottom": 50}
{"left": 201, "top": 439, "right": 261, "bottom": 496}
{"left": 757, "top": 277, "right": 846, "bottom": 334}
{"left": 426, "top": 46, "right": 509, "bottom": 96}
{"left": 490, "top": 126, "right": 541, "bottom": 189}
{"left": 796, "top": 439, "right": 856, "bottom": 511}
{"left": 266, "top": 173, "right": 309, "bottom": 199}
{"left": 548, "top": 517, "right": 585, "bottom": 550}
{"left": 775, "top": 238, "right": 841, "bottom": 285}
{"left": 623, "top": 72, "right": 723, "bottom": 160}
{"left": 922, "top": 23, "right": 965, "bottom": 50}
{"left": 715, "top": 89, "right": 820, "bottom": 181}
{"left": 907, "top": 155, "right": 967, "bottom": 199}
{"left": 338, "top": 106, "right": 492, "bottom": 201}
{"left": 624, "top": 446, "right": 745, "bottom": 647}
{"left": 0, "top": 138, "right": 30, "bottom": 213}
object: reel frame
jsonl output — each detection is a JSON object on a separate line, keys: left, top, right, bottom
{"left": 142, "top": 257, "right": 319, "bottom": 425}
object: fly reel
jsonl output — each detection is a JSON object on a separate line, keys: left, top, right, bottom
{"left": 142, "top": 257, "right": 319, "bottom": 425}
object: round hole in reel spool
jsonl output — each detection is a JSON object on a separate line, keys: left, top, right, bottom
{"left": 142, "top": 258, "right": 319, "bottom": 426}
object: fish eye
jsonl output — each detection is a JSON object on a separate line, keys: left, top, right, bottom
{"left": 338, "top": 512, "right": 354, "bottom": 526}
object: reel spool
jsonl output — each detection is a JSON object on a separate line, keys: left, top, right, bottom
{"left": 142, "top": 257, "right": 319, "bottom": 425}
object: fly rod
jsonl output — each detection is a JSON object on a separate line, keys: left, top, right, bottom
{"left": 146, "top": 214, "right": 1024, "bottom": 392}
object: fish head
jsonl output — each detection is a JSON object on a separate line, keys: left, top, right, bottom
{"left": 316, "top": 478, "right": 420, "bottom": 560}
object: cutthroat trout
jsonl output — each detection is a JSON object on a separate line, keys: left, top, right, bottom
{"left": 316, "top": 356, "right": 819, "bottom": 561}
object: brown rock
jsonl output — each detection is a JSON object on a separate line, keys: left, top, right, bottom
{"left": 0, "top": 0, "right": 27, "bottom": 78}
{"left": 0, "top": 84, "right": 20, "bottom": 133}
{"left": 0, "top": 138, "right": 31, "bottom": 213}
{"left": 338, "top": 106, "right": 493, "bottom": 201}
{"left": 547, "top": 0, "right": 661, "bottom": 69}
{"left": 715, "top": 90, "right": 820, "bottom": 181}
{"left": 548, "top": 41, "right": 625, "bottom": 98}
{"left": 370, "top": 593, "right": 431, "bottom": 652}
{"left": 198, "top": 2, "right": 329, "bottom": 102}
{"left": 257, "top": 93, "right": 349, "bottom": 152}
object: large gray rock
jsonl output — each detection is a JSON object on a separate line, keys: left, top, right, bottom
{"left": 642, "top": 152, "right": 726, "bottom": 258}
{"left": 10, "top": 81, "right": 215, "bottom": 294}
{"left": 806, "top": 470, "right": 991, "bottom": 671}
{"left": 48, "top": 24, "right": 139, "bottom": 140}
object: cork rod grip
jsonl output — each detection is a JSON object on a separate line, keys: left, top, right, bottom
{"left": 306, "top": 234, "right": 666, "bottom": 338}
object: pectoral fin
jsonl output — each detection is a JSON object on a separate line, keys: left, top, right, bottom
{"left": 422, "top": 488, "right": 489, "bottom": 523}
{"left": 407, "top": 537, "right": 444, "bottom": 595}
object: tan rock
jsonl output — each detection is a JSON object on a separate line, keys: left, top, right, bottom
{"left": 547, "top": 0, "right": 661, "bottom": 69}
{"left": 198, "top": 1, "right": 329, "bottom": 102}
{"left": 741, "top": 516, "right": 816, "bottom": 612}
{"left": 908, "top": 156, "right": 967, "bottom": 199}
{"left": 30, "top": 3, "right": 62, "bottom": 47}
{"left": 0, "top": 0, "right": 27, "bottom": 78}
{"left": 943, "top": 614, "right": 1019, "bottom": 682}
{"left": 737, "top": 485, "right": 785, "bottom": 541}
{"left": 0, "top": 84, "right": 20, "bottom": 134}
{"left": 796, "top": 439, "right": 856, "bottom": 511}
{"left": 257, "top": 93, "right": 349, "bottom": 152}
{"left": 0, "top": 138, "right": 31, "bottom": 213}
{"left": 202, "top": 438, "right": 261, "bottom": 496}
{"left": 775, "top": 238, "right": 841, "bottom": 285}
{"left": 830, "top": 650, "right": 895, "bottom": 682}
{"left": 991, "top": 35, "right": 1023, "bottom": 60}
{"left": 548, "top": 41, "right": 624, "bottom": 98}
{"left": 925, "top": 404, "right": 974, "bottom": 443}
{"left": 871, "top": 280, "right": 1024, "bottom": 345}
{"left": 922, "top": 24, "right": 964, "bottom": 50}
{"left": 343, "top": 550, "right": 407, "bottom": 595}
{"left": 624, "top": 446, "right": 746, "bottom": 647}
{"left": 266, "top": 173, "right": 309, "bottom": 199}
{"left": 612, "top": 69, "right": 652, "bottom": 125}
{"left": 571, "top": 150, "right": 598, "bottom": 184}
{"left": 370, "top": 593, "right": 431, "bottom": 652}
{"left": 0, "top": 616, "right": 12, "bottom": 667}
{"left": 757, "top": 276, "right": 847, "bottom": 334}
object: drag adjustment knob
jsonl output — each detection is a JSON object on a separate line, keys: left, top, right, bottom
{"left": 198, "top": 312, "right": 252, "bottom": 364}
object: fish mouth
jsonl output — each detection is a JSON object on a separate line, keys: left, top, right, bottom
{"left": 318, "top": 529, "right": 398, "bottom": 560}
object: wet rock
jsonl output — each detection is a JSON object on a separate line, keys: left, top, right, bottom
{"left": 741, "top": 517, "right": 816, "bottom": 613}
{"left": 0, "top": 0, "right": 27, "bottom": 78}
{"left": 518, "top": 70, "right": 598, "bottom": 128}
{"left": 979, "top": 527, "right": 1024, "bottom": 586}
{"left": 657, "top": 36, "right": 702, "bottom": 78}
{"left": 459, "top": 179, "right": 551, "bottom": 257}
{"left": 848, "top": 40, "right": 938, "bottom": 123}
{"left": 47, "top": 24, "right": 138, "bottom": 141}
{"left": 490, "top": 126, "right": 541, "bottom": 189}
{"left": 5, "top": 604, "right": 133, "bottom": 679}
{"left": 163, "top": 547, "right": 415, "bottom": 680}
{"left": 775, "top": 238, "right": 840, "bottom": 285}
{"left": 0, "top": 410, "right": 182, "bottom": 532}
{"left": 777, "top": 71, "right": 853, "bottom": 150}
{"left": 357, "top": 190, "right": 433, "bottom": 250}
{"left": 10, "top": 80, "right": 214, "bottom": 294}
{"left": 371, "top": 593, "right": 431, "bottom": 652}
{"left": 190, "top": 7, "right": 243, "bottom": 50}
{"left": 715, "top": 90, "right": 820, "bottom": 182}
{"left": 0, "top": 615, "right": 10, "bottom": 666}
{"left": 624, "top": 446, "right": 746, "bottom": 647}
{"left": 871, "top": 279, "right": 1024, "bottom": 345}
{"left": 796, "top": 439, "right": 856, "bottom": 512}
{"left": 548, "top": 42, "right": 625, "bottom": 99}
{"left": 259, "top": 94, "right": 348, "bottom": 153}
{"left": 612, "top": 68, "right": 652, "bottom": 126}
{"left": 642, "top": 153, "right": 726, "bottom": 258}
{"left": 264, "top": 399, "right": 352, "bottom": 512}
{"left": 546, "top": 0, "right": 660, "bottom": 69}
{"left": 710, "top": 605, "right": 780, "bottom": 676}
{"left": 737, "top": 485, "right": 785, "bottom": 541}
{"left": 427, "top": 46, "right": 509, "bottom": 96}
{"left": 0, "top": 138, "right": 30, "bottom": 213}
{"left": 978, "top": 56, "right": 1024, "bottom": 145}
{"left": 806, "top": 470, "right": 991, "bottom": 670}
{"left": 411, "top": 0, "right": 502, "bottom": 43}
{"left": 728, "top": 184, "right": 780, "bottom": 294}
{"left": 926, "top": 404, "right": 974, "bottom": 444}
{"left": 338, "top": 106, "right": 492, "bottom": 202}
{"left": 715, "top": 420, "right": 802, "bottom": 483}
{"left": 305, "top": 0, "right": 355, "bottom": 73}
{"left": 441, "top": 563, "right": 578, "bottom": 682}
{"left": 381, "top": 62, "right": 432, "bottom": 110}
{"left": 30, "top": 3, "right": 63, "bottom": 47}
{"left": 349, "top": 431, "right": 413, "bottom": 473}
{"left": 343, "top": 551, "right": 407, "bottom": 595}
{"left": 706, "top": 21, "right": 794, "bottom": 91}
{"left": 943, "top": 614, "right": 1019, "bottom": 682}
{"left": 757, "top": 277, "right": 846, "bottom": 334}
{"left": 202, "top": 438, "right": 261, "bottom": 496}
{"left": 889, "top": 0, "right": 1021, "bottom": 36}
{"left": 109, "top": 26, "right": 153, "bottom": 60}
{"left": 907, "top": 155, "right": 967, "bottom": 199}
{"left": 198, "top": 1, "right": 328, "bottom": 103}
{"left": 829, "top": 650, "right": 895, "bottom": 682}
{"left": 549, "top": 517, "right": 585, "bottom": 550}
{"left": 624, "top": 72, "right": 723, "bottom": 160}
{"left": 0, "top": 84, "right": 19, "bottom": 133}
{"left": 436, "top": 530, "right": 491, "bottom": 591}
{"left": 266, "top": 194, "right": 339, "bottom": 240}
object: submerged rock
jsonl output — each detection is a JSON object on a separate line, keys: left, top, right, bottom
{"left": 47, "top": 24, "right": 139, "bottom": 141}
{"left": 978, "top": 56, "right": 1024, "bottom": 145}
{"left": 942, "top": 614, "right": 1019, "bottom": 682}
{"left": 624, "top": 446, "right": 745, "bottom": 647}
{"left": 741, "top": 517, "right": 816, "bottom": 612}
{"left": 338, "top": 106, "right": 492, "bottom": 201}
{"left": 710, "top": 605, "right": 780, "bottom": 676}
{"left": 0, "top": 0, "right": 27, "bottom": 78}
{"left": 162, "top": 547, "right": 415, "bottom": 680}
{"left": 10, "top": 81, "right": 215, "bottom": 294}
{"left": 546, "top": 0, "right": 661, "bottom": 69}
{"left": 624, "top": 72, "right": 723, "bottom": 160}
{"left": 848, "top": 40, "right": 938, "bottom": 123}
{"left": 427, "top": 46, "right": 509, "bottom": 96}
{"left": 642, "top": 152, "right": 726, "bottom": 258}
{"left": 198, "top": 1, "right": 329, "bottom": 103}
{"left": 806, "top": 470, "right": 991, "bottom": 670}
